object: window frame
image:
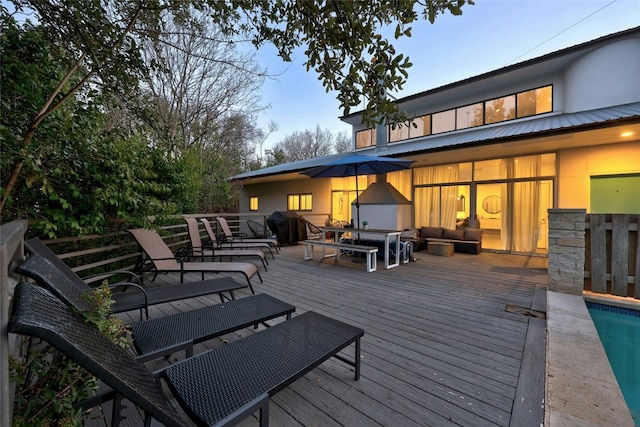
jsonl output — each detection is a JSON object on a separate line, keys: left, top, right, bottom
{"left": 287, "top": 193, "right": 313, "bottom": 211}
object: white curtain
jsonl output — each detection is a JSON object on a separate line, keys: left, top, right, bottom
{"left": 386, "top": 170, "right": 412, "bottom": 201}
{"left": 414, "top": 187, "right": 440, "bottom": 227}
{"left": 413, "top": 165, "right": 459, "bottom": 228}
{"left": 500, "top": 156, "right": 541, "bottom": 252}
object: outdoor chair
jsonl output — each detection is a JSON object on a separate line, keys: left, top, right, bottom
{"left": 199, "top": 218, "right": 276, "bottom": 257}
{"left": 128, "top": 228, "right": 262, "bottom": 288}
{"left": 185, "top": 218, "right": 269, "bottom": 270}
{"left": 216, "top": 216, "right": 280, "bottom": 253}
{"left": 15, "top": 253, "right": 295, "bottom": 362}
{"left": 247, "top": 219, "right": 272, "bottom": 238}
{"left": 305, "top": 220, "right": 324, "bottom": 240}
{"left": 10, "top": 281, "right": 364, "bottom": 426}
{"left": 18, "top": 238, "right": 250, "bottom": 320}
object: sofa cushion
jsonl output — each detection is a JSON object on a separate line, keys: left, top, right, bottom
{"left": 464, "top": 228, "right": 483, "bottom": 241}
{"left": 442, "top": 229, "right": 465, "bottom": 240}
{"left": 420, "top": 227, "right": 444, "bottom": 238}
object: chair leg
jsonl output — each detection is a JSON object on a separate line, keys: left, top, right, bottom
{"left": 245, "top": 277, "right": 255, "bottom": 294}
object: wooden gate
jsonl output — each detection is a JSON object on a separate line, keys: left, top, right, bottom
{"left": 585, "top": 214, "right": 640, "bottom": 298}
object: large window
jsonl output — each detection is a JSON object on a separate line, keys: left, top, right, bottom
{"left": 386, "top": 85, "right": 553, "bottom": 143}
{"left": 288, "top": 193, "right": 313, "bottom": 211}
{"left": 413, "top": 155, "right": 556, "bottom": 254}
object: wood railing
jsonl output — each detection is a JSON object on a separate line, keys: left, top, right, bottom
{"left": 0, "top": 219, "right": 28, "bottom": 426}
{"left": 585, "top": 214, "right": 640, "bottom": 298}
{"left": 22, "top": 212, "right": 330, "bottom": 283}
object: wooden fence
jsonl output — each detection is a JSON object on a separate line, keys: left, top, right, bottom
{"left": 585, "top": 214, "right": 640, "bottom": 299}
{"left": 25, "top": 212, "right": 330, "bottom": 283}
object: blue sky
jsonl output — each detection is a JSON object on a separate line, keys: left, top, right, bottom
{"left": 253, "top": 0, "right": 640, "bottom": 150}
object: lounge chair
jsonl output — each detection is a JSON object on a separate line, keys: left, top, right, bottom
{"left": 15, "top": 254, "right": 295, "bottom": 361}
{"left": 185, "top": 217, "right": 269, "bottom": 270}
{"left": 200, "top": 218, "right": 276, "bottom": 257}
{"left": 10, "top": 281, "right": 364, "bottom": 426}
{"left": 18, "top": 238, "right": 250, "bottom": 320}
{"left": 128, "top": 228, "right": 262, "bottom": 289}
{"left": 216, "top": 216, "right": 280, "bottom": 253}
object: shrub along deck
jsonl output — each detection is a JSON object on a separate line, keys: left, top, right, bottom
{"left": 85, "top": 244, "right": 548, "bottom": 427}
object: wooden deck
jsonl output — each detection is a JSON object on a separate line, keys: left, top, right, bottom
{"left": 86, "top": 244, "right": 548, "bottom": 427}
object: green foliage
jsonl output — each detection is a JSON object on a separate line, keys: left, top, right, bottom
{"left": 2, "top": 0, "right": 474, "bottom": 226}
{"left": 0, "top": 12, "right": 193, "bottom": 237}
{"left": 10, "top": 284, "right": 132, "bottom": 426}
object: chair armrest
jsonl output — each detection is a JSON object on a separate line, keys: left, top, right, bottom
{"left": 84, "top": 270, "right": 141, "bottom": 285}
{"left": 85, "top": 282, "right": 150, "bottom": 320}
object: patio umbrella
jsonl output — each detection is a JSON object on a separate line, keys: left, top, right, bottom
{"left": 301, "top": 154, "right": 414, "bottom": 229}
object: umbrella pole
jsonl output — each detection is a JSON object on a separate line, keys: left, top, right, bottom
{"left": 355, "top": 166, "right": 360, "bottom": 242}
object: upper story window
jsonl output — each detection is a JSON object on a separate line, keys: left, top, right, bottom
{"left": 485, "top": 95, "right": 516, "bottom": 124}
{"left": 517, "top": 86, "right": 552, "bottom": 117}
{"left": 386, "top": 85, "right": 553, "bottom": 143}
{"left": 389, "top": 121, "right": 410, "bottom": 143}
{"left": 288, "top": 193, "right": 313, "bottom": 211}
{"left": 355, "top": 129, "right": 374, "bottom": 149}
{"left": 456, "top": 103, "right": 483, "bottom": 130}
{"left": 249, "top": 196, "right": 259, "bottom": 211}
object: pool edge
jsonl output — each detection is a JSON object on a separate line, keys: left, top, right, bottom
{"left": 546, "top": 290, "right": 634, "bottom": 427}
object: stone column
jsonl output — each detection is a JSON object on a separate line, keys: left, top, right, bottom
{"left": 547, "top": 209, "right": 586, "bottom": 294}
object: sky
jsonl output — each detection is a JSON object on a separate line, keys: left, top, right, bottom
{"left": 252, "top": 0, "right": 640, "bottom": 151}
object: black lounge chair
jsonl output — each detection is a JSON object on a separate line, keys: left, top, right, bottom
{"left": 10, "top": 282, "right": 364, "bottom": 426}
{"left": 19, "top": 238, "right": 249, "bottom": 320}
{"left": 128, "top": 228, "right": 262, "bottom": 288}
{"left": 216, "top": 217, "right": 280, "bottom": 253}
{"left": 15, "top": 251, "right": 295, "bottom": 361}
{"left": 185, "top": 217, "right": 269, "bottom": 270}
{"left": 200, "top": 218, "right": 276, "bottom": 257}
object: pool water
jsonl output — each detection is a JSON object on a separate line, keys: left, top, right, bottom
{"left": 587, "top": 302, "right": 640, "bottom": 427}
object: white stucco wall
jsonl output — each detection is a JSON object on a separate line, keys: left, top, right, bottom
{"left": 563, "top": 37, "right": 640, "bottom": 112}
{"left": 557, "top": 141, "right": 640, "bottom": 211}
{"left": 239, "top": 177, "right": 332, "bottom": 218}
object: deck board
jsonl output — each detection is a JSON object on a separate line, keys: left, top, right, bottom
{"left": 87, "top": 245, "right": 548, "bottom": 426}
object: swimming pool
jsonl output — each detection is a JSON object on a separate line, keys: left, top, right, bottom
{"left": 587, "top": 301, "right": 640, "bottom": 427}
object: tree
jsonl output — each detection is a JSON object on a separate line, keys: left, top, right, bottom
{"left": 268, "top": 125, "right": 343, "bottom": 164}
{"left": 1, "top": 0, "right": 473, "bottom": 214}
{"left": 135, "top": 11, "right": 266, "bottom": 154}
{"left": 334, "top": 131, "right": 351, "bottom": 153}
{"left": 0, "top": 14, "right": 190, "bottom": 236}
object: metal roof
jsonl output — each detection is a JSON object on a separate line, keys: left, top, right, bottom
{"left": 230, "top": 101, "right": 640, "bottom": 181}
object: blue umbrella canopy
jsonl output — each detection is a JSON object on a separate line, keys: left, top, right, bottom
{"left": 301, "top": 154, "right": 414, "bottom": 178}
{"left": 301, "top": 154, "right": 414, "bottom": 228}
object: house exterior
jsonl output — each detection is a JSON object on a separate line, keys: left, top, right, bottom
{"left": 230, "top": 27, "right": 640, "bottom": 255}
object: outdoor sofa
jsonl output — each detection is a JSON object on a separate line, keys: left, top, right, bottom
{"left": 418, "top": 226, "right": 483, "bottom": 254}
